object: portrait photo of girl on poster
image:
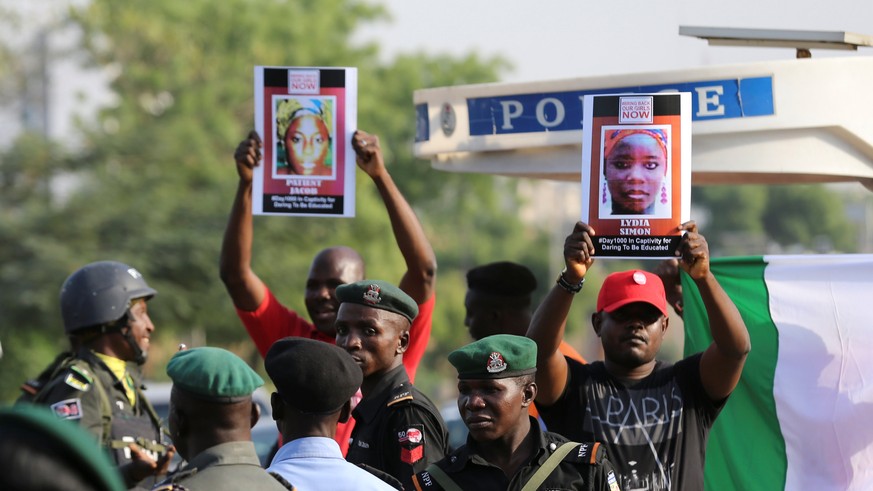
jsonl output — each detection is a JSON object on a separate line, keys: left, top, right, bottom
{"left": 273, "top": 96, "right": 336, "bottom": 178}
{"left": 598, "top": 126, "right": 672, "bottom": 219}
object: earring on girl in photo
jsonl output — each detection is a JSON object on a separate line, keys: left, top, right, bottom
{"left": 602, "top": 182, "right": 608, "bottom": 204}
{"left": 661, "top": 182, "right": 668, "bottom": 205}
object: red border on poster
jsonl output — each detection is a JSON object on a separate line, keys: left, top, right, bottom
{"left": 252, "top": 66, "right": 357, "bottom": 217}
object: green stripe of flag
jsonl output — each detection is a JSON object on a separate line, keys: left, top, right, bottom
{"left": 682, "top": 256, "right": 786, "bottom": 490}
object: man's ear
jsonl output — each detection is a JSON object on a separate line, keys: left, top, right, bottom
{"left": 250, "top": 400, "right": 261, "bottom": 429}
{"left": 338, "top": 400, "right": 352, "bottom": 424}
{"left": 396, "top": 327, "right": 410, "bottom": 355}
{"left": 270, "top": 392, "right": 283, "bottom": 422}
{"left": 170, "top": 405, "right": 187, "bottom": 441}
{"left": 521, "top": 382, "right": 537, "bottom": 408}
{"left": 591, "top": 312, "right": 603, "bottom": 337}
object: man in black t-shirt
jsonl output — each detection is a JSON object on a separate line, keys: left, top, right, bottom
{"left": 528, "top": 221, "right": 750, "bottom": 491}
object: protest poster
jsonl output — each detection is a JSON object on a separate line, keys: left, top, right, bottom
{"left": 581, "top": 92, "right": 691, "bottom": 258}
{"left": 253, "top": 66, "right": 357, "bottom": 217}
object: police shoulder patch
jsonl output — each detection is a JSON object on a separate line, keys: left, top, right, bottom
{"left": 64, "top": 372, "right": 90, "bottom": 392}
{"left": 397, "top": 424, "right": 425, "bottom": 465}
{"left": 50, "top": 398, "right": 83, "bottom": 420}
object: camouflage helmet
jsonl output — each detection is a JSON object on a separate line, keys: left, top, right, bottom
{"left": 60, "top": 261, "right": 157, "bottom": 334}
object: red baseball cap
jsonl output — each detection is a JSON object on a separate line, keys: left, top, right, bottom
{"left": 597, "top": 270, "right": 668, "bottom": 317}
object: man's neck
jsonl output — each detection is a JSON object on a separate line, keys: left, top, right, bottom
{"left": 282, "top": 419, "right": 339, "bottom": 443}
{"left": 476, "top": 416, "right": 534, "bottom": 477}
{"left": 604, "top": 358, "right": 658, "bottom": 384}
{"left": 185, "top": 430, "right": 252, "bottom": 461}
{"left": 360, "top": 360, "right": 404, "bottom": 397}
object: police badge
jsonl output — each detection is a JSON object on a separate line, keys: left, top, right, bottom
{"left": 486, "top": 352, "right": 508, "bottom": 373}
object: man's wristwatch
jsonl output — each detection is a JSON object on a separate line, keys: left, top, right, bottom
{"left": 556, "top": 268, "right": 585, "bottom": 294}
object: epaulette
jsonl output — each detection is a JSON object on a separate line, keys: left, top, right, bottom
{"left": 357, "top": 463, "right": 403, "bottom": 490}
{"left": 153, "top": 467, "right": 198, "bottom": 489}
{"left": 565, "top": 441, "right": 607, "bottom": 465}
{"left": 386, "top": 382, "right": 415, "bottom": 408}
{"left": 18, "top": 352, "right": 82, "bottom": 401}
{"left": 269, "top": 471, "right": 297, "bottom": 490}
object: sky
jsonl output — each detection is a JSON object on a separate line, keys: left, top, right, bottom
{"left": 355, "top": 0, "right": 873, "bottom": 253}
{"left": 359, "top": 0, "right": 873, "bottom": 83}
{"left": 5, "top": 0, "right": 872, "bottom": 146}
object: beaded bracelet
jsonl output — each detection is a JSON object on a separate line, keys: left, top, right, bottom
{"left": 556, "top": 268, "right": 585, "bottom": 294}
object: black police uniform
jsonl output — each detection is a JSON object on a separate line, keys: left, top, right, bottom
{"left": 413, "top": 417, "right": 620, "bottom": 491}
{"left": 346, "top": 365, "right": 450, "bottom": 491}
{"left": 27, "top": 349, "right": 167, "bottom": 475}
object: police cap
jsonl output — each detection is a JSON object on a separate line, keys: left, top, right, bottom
{"left": 335, "top": 280, "right": 418, "bottom": 323}
{"left": 166, "top": 347, "right": 264, "bottom": 402}
{"left": 448, "top": 334, "right": 538, "bottom": 380}
{"left": 265, "top": 337, "right": 362, "bottom": 415}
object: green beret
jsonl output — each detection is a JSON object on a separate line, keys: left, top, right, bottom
{"left": 448, "top": 334, "right": 538, "bottom": 380}
{"left": 265, "top": 337, "right": 362, "bottom": 414}
{"left": 0, "top": 404, "right": 125, "bottom": 491}
{"left": 335, "top": 280, "right": 418, "bottom": 323}
{"left": 167, "top": 347, "right": 264, "bottom": 402}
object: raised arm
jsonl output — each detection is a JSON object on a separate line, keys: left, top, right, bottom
{"left": 677, "top": 221, "right": 750, "bottom": 401}
{"left": 528, "top": 221, "right": 596, "bottom": 406}
{"left": 351, "top": 130, "right": 436, "bottom": 304}
{"left": 219, "top": 130, "right": 268, "bottom": 311}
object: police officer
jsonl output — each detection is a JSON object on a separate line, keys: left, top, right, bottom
{"left": 155, "top": 347, "right": 292, "bottom": 491}
{"left": 413, "top": 335, "right": 621, "bottom": 491}
{"left": 21, "top": 261, "right": 171, "bottom": 489}
{"left": 264, "top": 337, "right": 397, "bottom": 490}
{"left": 335, "top": 280, "right": 449, "bottom": 491}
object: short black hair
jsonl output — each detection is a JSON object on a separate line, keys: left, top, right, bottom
{"left": 466, "top": 261, "right": 537, "bottom": 297}
{"left": 513, "top": 373, "right": 536, "bottom": 389}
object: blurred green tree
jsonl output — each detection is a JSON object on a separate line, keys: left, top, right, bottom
{"left": 693, "top": 185, "right": 855, "bottom": 255}
{"left": 0, "top": 0, "right": 528, "bottom": 402}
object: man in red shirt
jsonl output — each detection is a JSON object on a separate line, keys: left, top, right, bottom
{"left": 220, "top": 129, "right": 436, "bottom": 455}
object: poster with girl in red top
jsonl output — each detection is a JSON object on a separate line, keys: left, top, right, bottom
{"left": 253, "top": 66, "right": 357, "bottom": 217}
{"left": 581, "top": 93, "right": 691, "bottom": 258}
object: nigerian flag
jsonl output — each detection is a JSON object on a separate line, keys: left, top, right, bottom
{"left": 683, "top": 255, "right": 873, "bottom": 491}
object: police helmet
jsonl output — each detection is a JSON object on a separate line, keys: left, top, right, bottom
{"left": 60, "top": 261, "right": 157, "bottom": 334}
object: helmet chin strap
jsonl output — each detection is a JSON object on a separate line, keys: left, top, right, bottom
{"left": 115, "top": 313, "right": 147, "bottom": 366}
{"left": 122, "top": 328, "right": 147, "bottom": 366}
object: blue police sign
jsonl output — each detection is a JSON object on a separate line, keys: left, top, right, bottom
{"left": 415, "top": 76, "right": 774, "bottom": 142}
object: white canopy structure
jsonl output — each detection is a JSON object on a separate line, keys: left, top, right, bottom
{"left": 413, "top": 28, "right": 873, "bottom": 191}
